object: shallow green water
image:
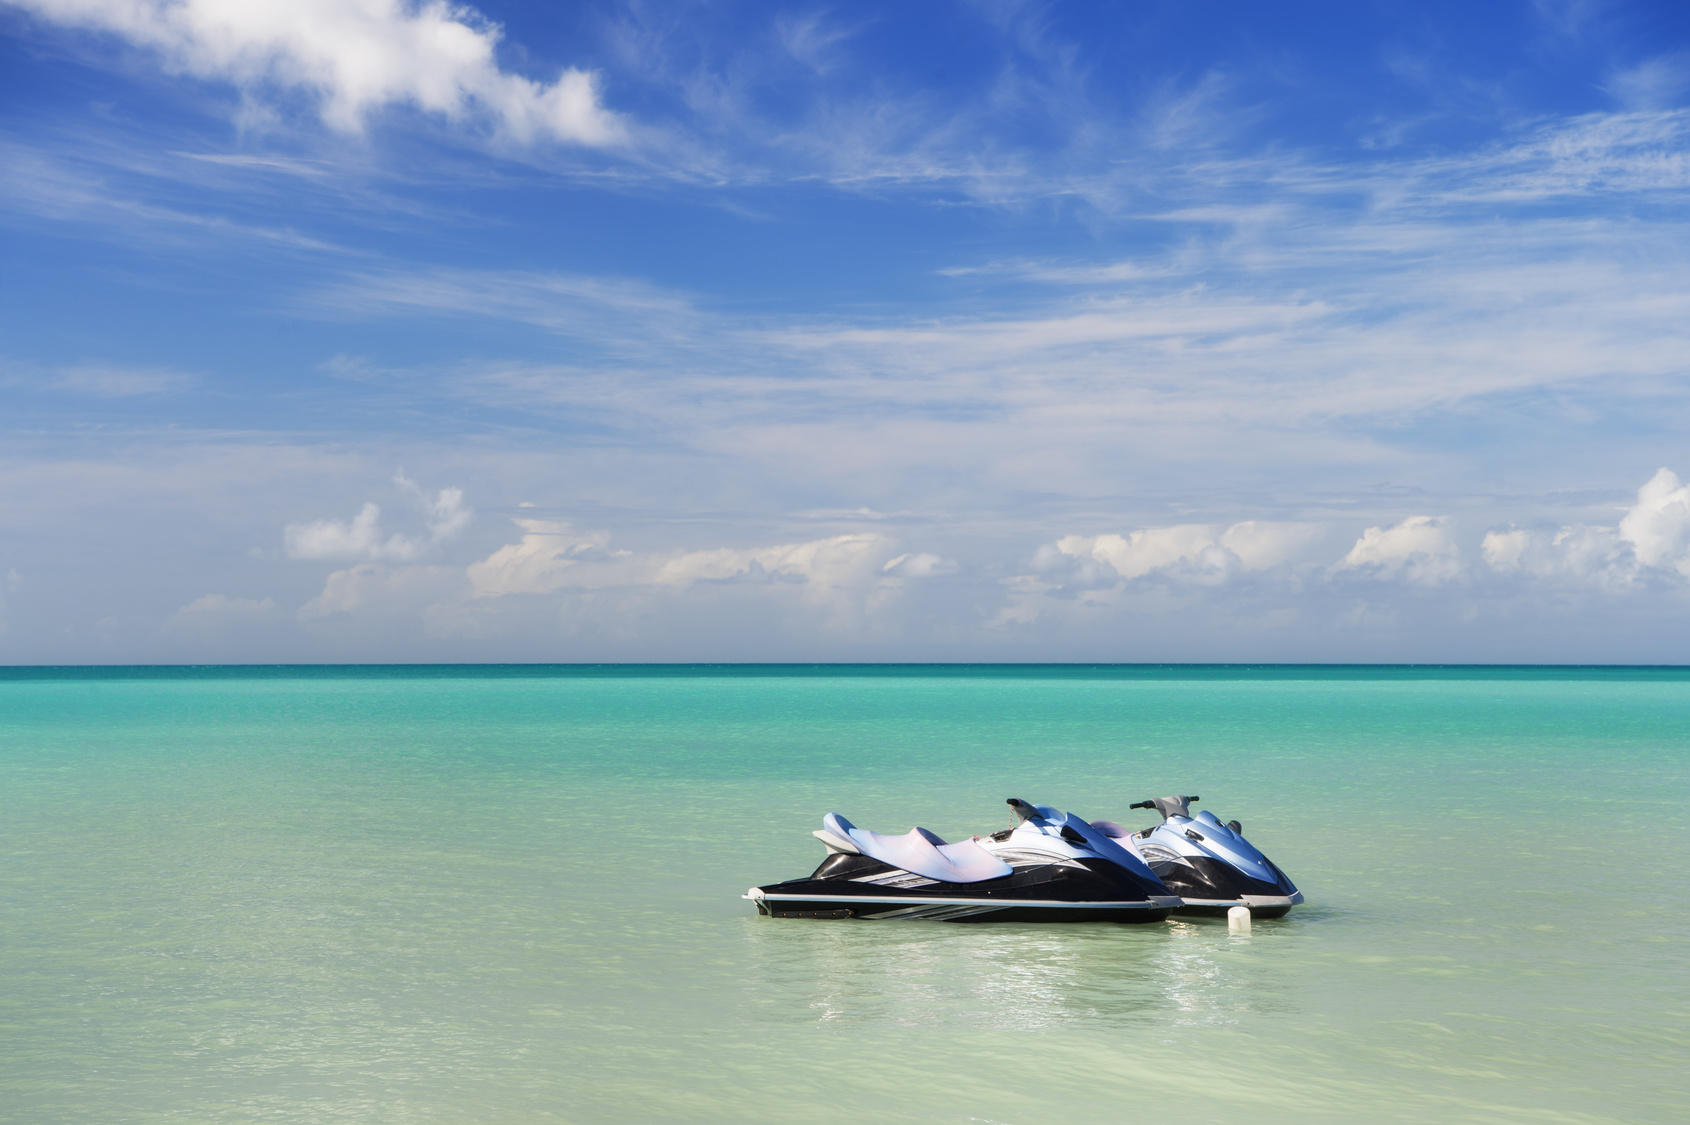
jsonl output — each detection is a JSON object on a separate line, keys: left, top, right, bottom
{"left": 1, "top": 666, "right": 1686, "bottom": 1123}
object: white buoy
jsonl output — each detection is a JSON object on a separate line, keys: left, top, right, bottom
{"left": 1227, "top": 905, "right": 1252, "bottom": 934}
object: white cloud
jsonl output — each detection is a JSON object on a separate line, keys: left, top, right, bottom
{"left": 175, "top": 593, "right": 279, "bottom": 616}
{"left": 992, "top": 484, "right": 1690, "bottom": 634}
{"left": 10, "top": 0, "right": 624, "bottom": 145}
{"left": 0, "top": 138, "right": 355, "bottom": 251}
{"left": 298, "top": 562, "right": 461, "bottom": 622}
{"left": 1616, "top": 467, "right": 1690, "bottom": 575}
{"left": 315, "top": 196, "right": 1690, "bottom": 468}
{"left": 285, "top": 501, "right": 419, "bottom": 561}
{"left": 1055, "top": 526, "right": 1230, "bottom": 584}
{"left": 1439, "top": 109, "right": 1690, "bottom": 201}
{"left": 467, "top": 520, "right": 900, "bottom": 612}
{"left": 311, "top": 268, "right": 694, "bottom": 329}
{"left": 395, "top": 472, "right": 472, "bottom": 542}
{"left": 284, "top": 476, "right": 471, "bottom": 561}
{"left": 1481, "top": 524, "right": 1628, "bottom": 585}
{"left": 287, "top": 520, "right": 947, "bottom": 644}
{"left": 652, "top": 534, "right": 890, "bottom": 597}
{"left": 1606, "top": 55, "right": 1690, "bottom": 113}
{"left": 797, "top": 507, "right": 909, "bottom": 521}
{"left": 1482, "top": 468, "right": 1690, "bottom": 587}
{"left": 1336, "top": 516, "right": 1462, "bottom": 585}
{"left": 1479, "top": 527, "right": 1531, "bottom": 573}
{"left": 882, "top": 552, "right": 958, "bottom": 578}
{"left": 989, "top": 520, "right": 1329, "bottom": 630}
{"left": 465, "top": 519, "right": 625, "bottom": 596}
{"left": 1052, "top": 521, "right": 1324, "bottom": 585}
{"left": 1221, "top": 521, "right": 1330, "bottom": 569}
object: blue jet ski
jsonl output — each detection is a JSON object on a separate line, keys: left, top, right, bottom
{"left": 745, "top": 798, "right": 1181, "bottom": 923}
{"left": 1095, "top": 795, "right": 1303, "bottom": 918}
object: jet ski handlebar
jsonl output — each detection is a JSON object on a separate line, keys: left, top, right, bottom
{"left": 1005, "top": 797, "right": 1041, "bottom": 823}
{"left": 1132, "top": 795, "right": 1200, "bottom": 821}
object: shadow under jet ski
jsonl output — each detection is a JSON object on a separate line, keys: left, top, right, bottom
{"left": 745, "top": 799, "right": 1181, "bottom": 923}
{"left": 1097, "top": 796, "right": 1303, "bottom": 919}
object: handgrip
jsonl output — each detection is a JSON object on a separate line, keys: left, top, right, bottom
{"left": 1129, "top": 800, "right": 1154, "bottom": 809}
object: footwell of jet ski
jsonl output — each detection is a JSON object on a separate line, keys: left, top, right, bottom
{"left": 745, "top": 800, "right": 1181, "bottom": 923}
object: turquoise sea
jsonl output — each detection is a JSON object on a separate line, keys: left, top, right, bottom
{"left": 1, "top": 665, "right": 1686, "bottom": 1124}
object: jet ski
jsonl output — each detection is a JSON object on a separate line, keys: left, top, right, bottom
{"left": 744, "top": 798, "right": 1181, "bottom": 923}
{"left": 1095, "top": 795, "right": 1302, "bottom": 918}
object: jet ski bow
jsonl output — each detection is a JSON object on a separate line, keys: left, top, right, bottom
{"left": 1105, "top": 795, "right": 1303, "bottom": 918}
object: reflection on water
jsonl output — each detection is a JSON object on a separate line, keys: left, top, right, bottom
{"left": 739, "top": 914, "right": 1306, "bottom": 1028}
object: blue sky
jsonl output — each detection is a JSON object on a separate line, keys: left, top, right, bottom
{"left": 4, "top": 0, "right": 1690, "bottom": 663}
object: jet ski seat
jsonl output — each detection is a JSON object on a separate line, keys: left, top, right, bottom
{"left": 822, "top": 813, "right": 1013, "bottom": 884}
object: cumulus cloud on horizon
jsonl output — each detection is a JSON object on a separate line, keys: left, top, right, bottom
{"left": 287, "top": 514, "right": 964, "bottom": 642}
{"left": 985, "top": 469, "right": 1690, "bottom": 631}
{"left": 30, "top": 461, "right": 1660, "bottom": 662}
{"left": 1023, "top": 470, "right": 1690, "bottom": 602}
{"left": 464, "top": 519, "right": 914, "bottom": 622}
{"left": 1483, "top": 467, "right": 1690, "bottom": 587}
{"left": 1335, "top": 517, "right": 1462, "bottom": 587}
{"left": 280, "top": 467, "right": 1690, "bottom": 642}
{"left": 1044, "top": 523, "right": 1329, "bottom": 588}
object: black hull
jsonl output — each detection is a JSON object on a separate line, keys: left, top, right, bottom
{"left": 1171, "top": 900, "right": 1296, "bottom": 919}
{"left": 749, "top": 851, "right": 1177, "bottom": 923}
{"left": 1148, "top": 854, "right": 1302, "bottom": 918}
{"left": 752, "top": 892, "right": 1173, "bottom": 923}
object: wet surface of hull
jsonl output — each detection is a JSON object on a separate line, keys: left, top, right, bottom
{"left": 1169, "top": 894, "right": 1301, "bottom": 919}
{"left": 749, "top": 851, "right": 1178, "bottom": 923}
{"left": 750, "top": 890, "right": 1174, "bottom": 923}
{"left": 1147, "top": 854, "right": 1303, "bottom": 919}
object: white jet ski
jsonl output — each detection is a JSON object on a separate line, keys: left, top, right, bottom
{"left": 1095, "top": 795, "right": 1303, "bottom": 918}
{"left": 744, "top": 798, "right": 1182, "bottom": 922}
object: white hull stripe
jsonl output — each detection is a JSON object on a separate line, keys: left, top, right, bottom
{"left": 1178, "top": 894, "right": 1303, "bottom": 908}
{"left": 746, "top": 893, "right": 1169, "bottom": 910}
{"left": 859, "top": 903, "right": 1008, "bottom": 921}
